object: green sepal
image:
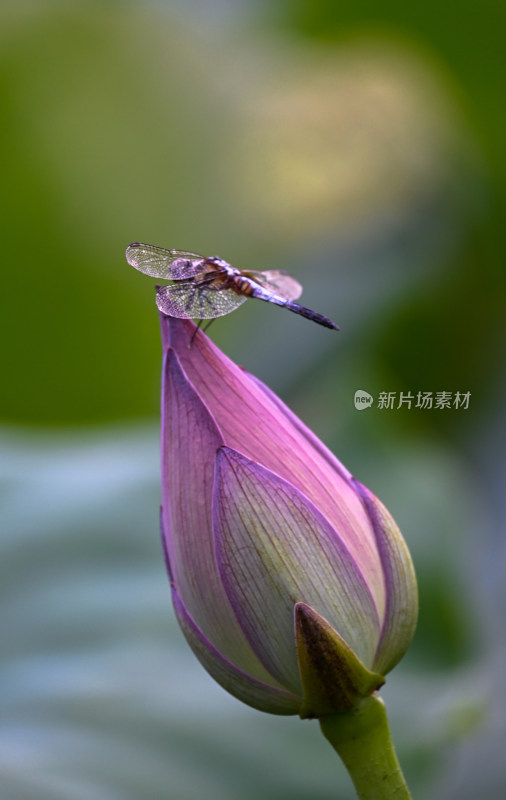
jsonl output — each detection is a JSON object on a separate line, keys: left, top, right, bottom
{"left": 295, "top": 602, "right": 385, "bottom": 719}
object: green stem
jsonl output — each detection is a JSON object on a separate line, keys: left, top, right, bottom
{"left": 319, "top": 693, "right": 412, "bottom": 800}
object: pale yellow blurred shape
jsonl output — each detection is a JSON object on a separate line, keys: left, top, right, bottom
{"left": 228, "top": 38, "right": 471, "bottom": 241}
{"left": 0, "top": 3, "right": 475, "bottom": 260}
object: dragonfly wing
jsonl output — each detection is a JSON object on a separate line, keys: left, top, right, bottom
{"left": 245, "top": 269, "right": 303, "bottom": 301}
{"left": 156, "top": 283, "right": 248, "bottom": 319}
{"left": 126, "top": 242, "right": 210, "bottom": 279}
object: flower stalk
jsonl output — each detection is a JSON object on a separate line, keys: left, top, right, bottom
{"left": 320, "top": 694, "right": 412, "bottom": 800}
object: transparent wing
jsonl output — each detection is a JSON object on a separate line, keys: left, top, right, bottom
{"left": 245, "top": 269, "right": 303, "bottom": 301}
{"left": 156, "top": 282, "right": 248, "bottom": 319}
{"left": 126, "top": 242, "right": 211, "bottom": 280}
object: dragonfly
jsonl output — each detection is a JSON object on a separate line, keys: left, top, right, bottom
{"left": 125, "top": 242, "right": 339, "bottom": 330}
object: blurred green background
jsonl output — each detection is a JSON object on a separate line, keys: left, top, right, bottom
{"left": 2, "top": 1, "right": 505, "bottom": 798}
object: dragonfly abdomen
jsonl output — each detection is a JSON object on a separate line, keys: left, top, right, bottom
{"left": 284, "top": 302, "right": 339, "bottom": 330}
{"left": 249, "top": 284, "right": 338, "bottom": 330}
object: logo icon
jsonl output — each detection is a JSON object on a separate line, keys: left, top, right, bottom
{"left": 354, "top": 390, "right": 373, "bottom": 410}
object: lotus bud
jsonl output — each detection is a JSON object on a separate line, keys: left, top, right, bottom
{"left": 159, "top": 316, "right": 417, "bottom": 718}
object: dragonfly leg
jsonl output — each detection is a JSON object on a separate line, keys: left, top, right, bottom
{"left": 189, "top": 318, "right": 216, "bottom": 348}
{"left": 189, "top": 319, "right": 203, "bottom": 348}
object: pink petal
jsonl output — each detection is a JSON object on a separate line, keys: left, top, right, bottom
{"left": 172, "top": 587, "right": 302, "bottom": 715}
{"left": 213, "top": 447, "right": 381, "bottom": 692}
{"left": 162, "top": 348, "right": 278, "bottom": 682}
{"left": 161, "top": 316, "right": 386, "bottom": 617}
{"left": 352, "top": 480, "right": 418, "bottom": 675}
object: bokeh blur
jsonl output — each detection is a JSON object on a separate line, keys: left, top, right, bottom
{"left": 2, "top": 1, "right": 505, "bottom": 798}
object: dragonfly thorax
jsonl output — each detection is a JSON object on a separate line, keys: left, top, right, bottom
{"left": 207, "top": 257, "right": 238, "bottom": 274}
